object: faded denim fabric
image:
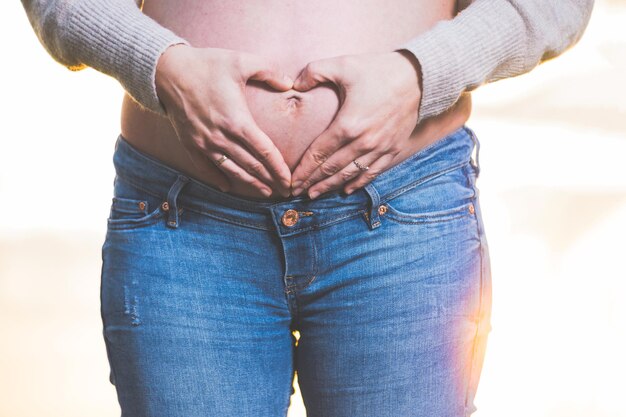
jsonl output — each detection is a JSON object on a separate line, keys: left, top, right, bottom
{"left": 100, "top": 125, "right": 492, "bottom": 417}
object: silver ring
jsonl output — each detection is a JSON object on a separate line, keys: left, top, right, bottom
{"left": 215, "top": 154, "right": 229, "bottom": 166}
{"left": 352, "top": 159, "right": 369, "bottom": 171}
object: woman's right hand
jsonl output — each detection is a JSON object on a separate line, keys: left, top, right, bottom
{"left": 155, "top": 44, "right": 293, "bottom": 197}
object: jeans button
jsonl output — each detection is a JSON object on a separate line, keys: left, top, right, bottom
{"left": 281, "top": 209, "right": 299, "bottom": 227}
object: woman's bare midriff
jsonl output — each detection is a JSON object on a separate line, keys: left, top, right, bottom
{"left": 120, "top": 0, "right": 472, "bottom": 200}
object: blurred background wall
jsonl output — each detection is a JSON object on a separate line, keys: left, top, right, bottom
{"left": 1, "top": 1, "right": 624, "bottom": 416}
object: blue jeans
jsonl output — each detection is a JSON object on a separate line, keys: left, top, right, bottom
{"left": 100, "top": 125, "right": 492, "bottom": 417}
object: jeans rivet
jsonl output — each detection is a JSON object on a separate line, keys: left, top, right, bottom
{"left": 468, "top": 203, "right": 475, "bottom": 214}
{"left": 282, "top": 209, "right": 299, "bottom": 227}
{"left": 378, "top": 205, "right": 387, "bottom": 215}
{"left": 161, "top": 201, "right": 170, "bottom": 211}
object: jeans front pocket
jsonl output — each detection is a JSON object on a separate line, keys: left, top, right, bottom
{"left": 106, "top": 176, "right": 168, "bottom": 230}
{"left": 382, "top": 163, "right": 477, "bottom": 225}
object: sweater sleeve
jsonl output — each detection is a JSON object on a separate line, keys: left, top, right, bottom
{"left": 20, "top": 0, "right": 190, "bottom": 116}
{"left": 394, "top": 0, "right": 595, "bottom": 124}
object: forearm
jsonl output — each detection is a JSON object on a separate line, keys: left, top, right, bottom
{"left": 21, "top": 0, "right": 189, "bottom": 115}
{"left": 395, "top": 0, "right": 595, "bottom": 124}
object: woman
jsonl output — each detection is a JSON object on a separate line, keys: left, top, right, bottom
{"left": 22, "top": 0, "right": 594, "bottom": 416}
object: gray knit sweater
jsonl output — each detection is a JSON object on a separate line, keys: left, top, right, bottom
{"left": 21, "top": 0, "right": 594, "bottom": 124}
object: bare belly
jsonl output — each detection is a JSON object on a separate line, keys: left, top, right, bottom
{"left": 120, "top": 0, "right": 472, "bottom": 199}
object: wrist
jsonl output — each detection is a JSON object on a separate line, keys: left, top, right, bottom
{"left": 155, "top": 43, "right": 193, "bottom": 111}
{"left": 393, "top": 49, "right": 423, "bottom": 116}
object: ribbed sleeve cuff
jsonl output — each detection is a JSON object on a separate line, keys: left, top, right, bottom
{"left": 394, "top": 0, "right": 526, "bottom": 124}
{"left": 65, "top": 0, "right": 190, "bottom": 116}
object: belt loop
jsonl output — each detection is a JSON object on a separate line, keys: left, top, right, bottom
{"left": 465, "top": 126, "right": 481, "bottom": 177}
{"left": 363, "top": 183, "right": 381, "bottom": 230}
{"left": 165, "top": 174, "right": 191, "bottom": 229}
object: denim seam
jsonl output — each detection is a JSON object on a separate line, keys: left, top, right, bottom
{"left": 118, "top": 129, "right": 462, "bottom": 203}
{"left": 183, "top": 205, "right": 271, "bottom": 231}
{"left": 468, "top": 169, "right": 484, "bottom": 237}
{"left": 108, "top": 207, "right": 162, "bottom": 222}
{"left": 102, "top": 329, "right": 118, "bottom": 386}
{"left": 279, "top": 210, "right": 364, "bottom": 236}
{"left": 115, "top": 174, "right": 271, "bottom": 230}
{"left": 464, "top": 243, "right": 484, "bottom": 417}
{"left": 294, "top": 274, "right": 317, "bottom": 291}
{"left": 464, "top": 178, "right": 487, "bottom": 416}
{"left": 106, "top": 212, "right": 166, "bottom": 230}
{"left": 116, "top": 135, "right": 258, "bottom": 205}
{"left": 462, "top": 164, "right": 478, "bottom": 200}
{"left": 115, "top": 158, "right": 469, "bottom": 232}
{"left": 384, "top": 206, "right": 472, "bottom": 223}
{"left": 117, "top": 134, "right": 293, "bottom": 213}
{"left": 378, "top": 161, "right": 470, "bottom": 205}
{"left": 311, "top": 231, "right": 319, "bottom": 284}
{"left": 373, "top": 126, "right": 464, "bottom": 182}
{"left": 464, "top": 126, "right": 481, "bottom": 177}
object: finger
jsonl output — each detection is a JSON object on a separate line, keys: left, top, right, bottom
{"left": 231, "top": 114, "right": 292, "bottom": 191}
{"left": 290, "top": 122, "right": 348, "bottom": 194}
{"left": 308, "top": 153, "right": 376, "bottom": 199}
{"left": 294, "top": 132, "right": 381, "bottom": 194}
{"left": 291, "top": 114, "right": 366, "bottom": 195}
{"left": 239, "top": 53, "right": 293, "bottom": 91}
{"left": 308, "top": 150, "right": 384, "bottom": 198}
{"left": 293, "top": 59, "right": 342, "bottom": 92}
{"left": 207, "top": 149, "right": 274, "bottom": 197}
{"left": 183, "top": 146, "right": 231, "bottom": 192}
{"left": 343, "top": 153, "right": 397, "bottom": 195}
{"left": 217, "top": 130, "right": 277, "bottom": 187}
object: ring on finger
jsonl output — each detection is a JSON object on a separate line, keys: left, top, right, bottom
{"left": 352, "top": 159, "right": 369, "bottom": 171}
{"left": 345, "top": 153, "right": 395, "bottom": 194}
{"left": 215, "top": 154, "right": 229, "bottom": 166}
{"left": 319, "top": 154, "right": 375, "bottom": 195}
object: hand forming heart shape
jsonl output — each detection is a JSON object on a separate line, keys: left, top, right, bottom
{"left": 155, "top": 44, "right": 422, "bottom": 199}
{"left": 289, "top": 50, "right": 422, "bottom": 199}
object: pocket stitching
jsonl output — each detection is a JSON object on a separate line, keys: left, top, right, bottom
{"left": 110, "top": 196, "right": 149, "bottom": 215}
{"left": 383, "top": 202, "right": 472, "bottom": 224}
{"left": 106, "top": 208, "right": 165, "bottom": 229}
{"left": 381, "top": 163, "right": 476, "bottom": 224}
{"left": 107, "top": 195, "right": 166, "bottom": 230}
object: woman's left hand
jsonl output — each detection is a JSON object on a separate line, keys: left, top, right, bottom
{"left": 290, "top": 51, "right": 422, "bottom": 199}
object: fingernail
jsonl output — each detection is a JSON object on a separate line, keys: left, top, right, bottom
{"left": 291, "top": 181, "right": 302, "bottom": 190}
{"left": 345, "top": 188, "right": 353, "bottom": 195}
{"left": 292, "top": 187, "right": 303, "bottom": 196}
{"left": 282, "top": 179, "right": 291, "bottom": 189}
{"left": 261, "top": 188, "right": 272, "bottom": 197}
{"left": 309, "top": 190, "right": 319, "bottom": 199}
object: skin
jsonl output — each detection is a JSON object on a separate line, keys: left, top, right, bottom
{"left": 123, "top": 0, "right": 471, "bottom": 200}
{"left": 155, "top": 46, "right": 294, "bottom": 197}
{"left": 289, "top": 50, "right": 422, "bottom": 198}
{"left": 155, "top": 47, "right": 422, "bottom": 199}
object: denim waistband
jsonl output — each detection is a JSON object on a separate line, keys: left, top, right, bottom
{"left": 111, "top": 125, "right": 480, "bottom": 235}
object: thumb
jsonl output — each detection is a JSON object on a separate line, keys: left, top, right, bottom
{"left": 241, "top": 53, "right": 293, "bottom": 91}
{"left": 293, "top": 59, "right": 339, "bottom": 92}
